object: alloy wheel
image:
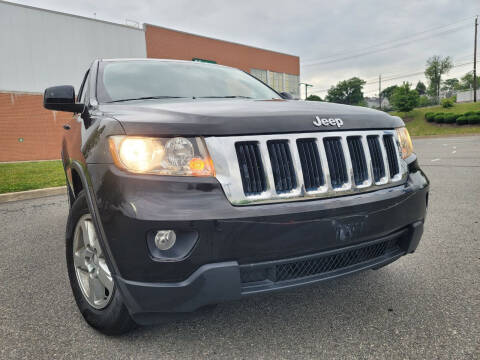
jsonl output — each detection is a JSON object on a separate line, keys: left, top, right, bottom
{"left": 72, "top": 214, "right": 114, "bottom": 309}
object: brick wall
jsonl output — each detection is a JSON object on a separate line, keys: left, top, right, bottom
{"left": 0, "top": 92, "right": 71, "bottom": 162}
{"left": 145, "top": 25, "right": 300, "bottom": 75}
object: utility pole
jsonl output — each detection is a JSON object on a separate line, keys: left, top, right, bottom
{"left": 474, "top": 16, "right": 478, "bottom": 102}
{"left": 299, "top": 82, "right": 313, "bottom": 100}
{"left": 378, "top": 74, "right": 382, "bottom": 109}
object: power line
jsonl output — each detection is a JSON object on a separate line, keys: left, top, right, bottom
{"left": 302, "top": 16, "right": 474, "bottom": 65}
{"left": 310, "top": 60, "right": 478, "bottom": 95}
{"left": 303, "top": 24, "right": 470, "bottom": 67}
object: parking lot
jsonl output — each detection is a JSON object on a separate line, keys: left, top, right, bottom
{"left": 0, "top": 136, "right": 479, "bottom": 359}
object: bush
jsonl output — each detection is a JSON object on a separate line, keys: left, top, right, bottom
{"left": 390, "top": 83, "right": 419, "bottom": 112}
{"left": 466, "top": 113, "right": 480, "bottom": 124}
{"left": 418, "top": 96, "right": 432, "bottom": 107}
{"left": 425, "top": 112, "right": 436, "bottom": 122}
{"left": 441, "top": 97, "right": 454, "bottom": 108}
{"left": 456, "top": 116, "right": 468, "bottom": 125}
{"left": 444, "top": 113, "right": 457, "bottom": 124}
{"left": 434, "top": 113, "right": 445, "bottom": 123}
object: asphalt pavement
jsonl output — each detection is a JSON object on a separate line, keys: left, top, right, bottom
{"left": 0, "top": 136, "right": 479, "bottom": 359}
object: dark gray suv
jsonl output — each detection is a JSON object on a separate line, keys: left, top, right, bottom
{"left": 43, "top": 59, "right": 429, "bottom": 334}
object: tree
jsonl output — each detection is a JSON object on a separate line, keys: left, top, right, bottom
{"left": 380, "top": 85, "right": 398, "bottom": 101}
{"left": 390, "top": 82, "right": 419, "bottom": 112}
{"left": 306, "top": 94, "right": 322, "bottom": 101}
{"left": 325, "top": 77, "right": 366, "bottom": 105}
{"left": 424, "top": 55, "right": 453, "bottom": 102}
{"left": 441, "top": 78, "right": 460, "bottom": 92}
{"left": 415, "top": 81, "right": 427, "bottom": 95}
{"left": 460, "top": 71, "right": 475, "bottom": 90}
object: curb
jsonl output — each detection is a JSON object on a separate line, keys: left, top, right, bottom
{"left": 412, "top": 133, "right": 480, "bottom": 139}
{"left": 0, "top": 186, "right": 67, "bottom": 204}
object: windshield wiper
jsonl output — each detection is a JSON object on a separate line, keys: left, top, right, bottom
{"left": 107, "top": 96, "right": 186, "bottom": 103}
{"left": 196, "top": 95, "right": 252, "bottom": 99}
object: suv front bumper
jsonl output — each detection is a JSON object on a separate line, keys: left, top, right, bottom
{"left": 115, "top": 221, "right": 423, "bottom": 325}
{"left": 86, "top": 160, "right": 428, "bottom": 320}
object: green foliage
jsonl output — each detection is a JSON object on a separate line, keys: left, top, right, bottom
{"left": 441, "top": 97, "right": 454, "bottom": 108}
{"left": 466, "top": 113, "right": 480, "bottom": 124}
{"left": 325, "top": 77, "right": 366, "bottom": 105}
{"left": 415, "top": 81, "right": 427, "bottom": 95}
{"left": 418, "top": 95, "right": 433, "bottom": 107}
{"left": 444, "top": 113, "right": 458, "bottom": 124}
{"left": 0, "top": 161, "right": 65, "bottom": 194}
{"left": 456, "top": 116, "right": 468, "bottom": 125}
{"left": 434, "top": 113, "right": 445, "bottom": 123}
{"left": 306, "top": 94, "right": 322, "bottom": 101}
{"left": 460, "top": 71, "right": 474, "bottom": 90}
{"left": 380, "top": 85, "right": 398, "bottom": 101}
{"left": 390, "top": 82, "right": 420, "bottom": 112}
{"left": 425, "top": 55, "right": 453, "bottom": 101}
{"left": 441, "top": 78, "right": 461, "bottom": 92}
{"left": 425, "top": 112, "right": 436, "bottom": 122}
{"left": 391, "top": 102, "right": 480, "bottom": 135}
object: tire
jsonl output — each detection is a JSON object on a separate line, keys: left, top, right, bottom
{"left": 66, "top": 190, "right": 135, "bottom": 335}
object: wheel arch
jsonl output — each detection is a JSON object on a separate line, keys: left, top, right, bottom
{"left": 66, "top": 161, "right": 120, "bottom": 278}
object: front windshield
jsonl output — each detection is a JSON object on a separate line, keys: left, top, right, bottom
{"left": 97, "top": 60, "right": 281, "bottom": 103}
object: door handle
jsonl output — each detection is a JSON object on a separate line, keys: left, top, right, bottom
{"left": 63, "top": 124, "right": 71, "bottom": 130}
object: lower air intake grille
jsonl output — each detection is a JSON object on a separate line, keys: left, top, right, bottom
{"left": 235, "top": 142, "right": 267, "bottom": 195}
{"left": 383, "top": 135, "right": 400, "bottom": 177}
{"left": 347, "top": 136, "right": 368, "bottom": 185}
{"left": 240, "top": 236, "right": 401, "bottom": 285}
{"left": 367, "top": 135, "right": 385, "bottom": 182}
{"left": 323, "top": 137, "right": 348, "bottom": 188}
{"left": 267, "top": 140, "right": 297, "bottom": 192}
{"left": 275, "top": 241, "right": 389, "bottom": 281}
{"left": 297, "top": 139, "right": 324, "bottom": 190}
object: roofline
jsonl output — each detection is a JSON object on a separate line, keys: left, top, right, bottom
{"left": 99, "top": 58, "right": 238, "bottom": 69}
{"left": 2, "top": 1, "right": 299, "bottom": 59}
{"left": 0, "top": 0, "right": 143, "bottom": 31}
{"left": 143, "top": 23, "right": 299, "bottom": 59}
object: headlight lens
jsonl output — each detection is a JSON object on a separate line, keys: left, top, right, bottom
{"left": 396, "top": 127, "right": 414, "bottom": 159}
{"left": 109, "top": 136, "right": 214, "bottom": 176}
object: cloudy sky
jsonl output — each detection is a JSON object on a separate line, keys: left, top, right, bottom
{"left": 10, "top": 0, "right": 480, "bottom": 97}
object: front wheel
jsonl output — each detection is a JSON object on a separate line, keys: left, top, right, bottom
{"left": 66, "top": 191, "right": 135, "bottom": 335}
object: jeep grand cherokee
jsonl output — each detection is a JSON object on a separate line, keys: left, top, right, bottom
{"left": 43, "top": 59, "right": 429, "bottom": 334}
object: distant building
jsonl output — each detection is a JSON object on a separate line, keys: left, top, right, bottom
{"left": 456, "top": 89, "right": 480, "bottom": 103}
{"left": 0, "top": 0, "right": 299, "bottom": 161}
{"left": 365, "top": 97, "right": 390, "bottom": 109}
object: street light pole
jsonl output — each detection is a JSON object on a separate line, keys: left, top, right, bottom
{"left": 299, "top": 82, "right": 313, "bottom": 100}
{"left": 474, "top": 16, "right": 478, "bottom": 102}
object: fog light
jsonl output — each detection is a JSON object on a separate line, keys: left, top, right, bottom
{"left": 154, "top": 230, "right": 176, "bottom": 250}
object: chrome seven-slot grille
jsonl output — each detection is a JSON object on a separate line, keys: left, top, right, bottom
{"left": 205, "top": 130, "right": 408, "bottom": 205}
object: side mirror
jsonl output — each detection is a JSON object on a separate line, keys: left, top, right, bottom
{"left": 279, "top": 92, "right": 294, "bottom": 100}
{"left": 44, "top": 85, "right": 85, "bottom": 113}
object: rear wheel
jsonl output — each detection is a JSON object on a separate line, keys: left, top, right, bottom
{"left": 66, "top": 191, "right": 135, "bottom": 335}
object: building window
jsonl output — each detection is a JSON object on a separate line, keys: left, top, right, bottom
{"left": 285, "top": 74, "right": 299, "bottom": 97}
{"left": 250, "top": 69, "right": 268, "bottom": 84}
{"left": 251, "top": 69, "right": 299, "bottom": 97}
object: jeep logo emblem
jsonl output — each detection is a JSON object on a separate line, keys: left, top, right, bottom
{"left": 313, "top": 116, "right": 344, "bottom": 128}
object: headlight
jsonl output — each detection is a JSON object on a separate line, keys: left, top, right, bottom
{"left": 396, "top": 127, "right": 414, "bottom": 159}
{"left": 109, "top": 136, "right": 214, "bottom": 176}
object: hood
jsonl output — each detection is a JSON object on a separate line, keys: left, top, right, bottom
{"left": 99, "top": 99, "right": 404, "bottom": 136}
